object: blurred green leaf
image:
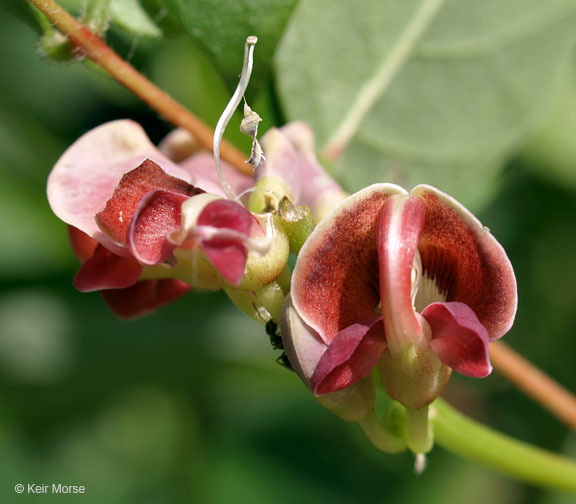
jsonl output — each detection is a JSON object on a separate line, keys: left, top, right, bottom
{"left": 150, "top": 36, "right": 252, "bottom": 150}
{"left": 1, "top": 1, "right": 45, "bottom": 34}
{"left": 161, "top": 0, "right": 299, "bottom": 92}
{"left": 0, "top": 290, "right": 74, "bottom": 384}
{"left": 276, "top": 0, "right": 576, "bottom": 208}
{"left": 520, "top": 70, "right": 576, "bottom": 191}
{"left": 110, "top": 0, "right": 162, "bottom": 38}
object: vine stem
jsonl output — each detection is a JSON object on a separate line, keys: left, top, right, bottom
{"left": 28, "top": 0, "right": 251, "bottom": 175}
{"left": 490, "top": 341, "right": 576, "bottom": 431}
{"left": 433, "top": 398, "right": 576, "bottom": 493}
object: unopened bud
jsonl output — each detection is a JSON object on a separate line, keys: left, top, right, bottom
{"left": 277, "top": 197, "right": 315, "bottom": 253}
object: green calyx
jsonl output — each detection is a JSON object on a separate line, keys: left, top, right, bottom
{"left": 277, "top": 197, "right": 315, "bottom": 253}
{"left": 316, "top": 375, "right": 376, "bottom": 423}
{"left": 377, "top": 342, "right": 451, "bottom": 410}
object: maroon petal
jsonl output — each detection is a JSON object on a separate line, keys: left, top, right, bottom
{"left": 73, "top": 245, "right": 142, "bottom": 292}
{"left": 48, "top": 120, "right": 197, "bottom": 251}
{"left": 423, "top": 302, "right": 492, "bottom": 378}
{"left": 411, "top": 185, "right": 517, "bottom": 340}
{"left": 101, "top": 278, "right": 190, "bottom": 319}
{"left": 197, "top": 200, "right": 255, "bottom": 285}
{"left": 127, "top": 190, "right": 189, "bottom": 265}
{"left": 377, "top": 195, "right": 426, "bottom": 353}
{"left": 96, "top": 159, "right": 203, "bottom": 246}
{"left": 68, "top": 225, "right": 98, "bottom": 263}
{"left": 311, "top": 317, "right": 386, "bottom": 395}
{"left": 292, "top": 184, "right": 407, "bottom": 345}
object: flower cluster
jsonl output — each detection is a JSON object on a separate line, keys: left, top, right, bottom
{"left": 48, "top": 116, "right": 517, "bottom": 454}
{"left": 48, "top": 120, "right": 277, "bottom": 317}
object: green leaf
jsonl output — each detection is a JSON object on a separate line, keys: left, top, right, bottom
{"left": 520, "top": 70, "right": 576, "bottom": 191}
{"left": 276, "top": 0, "right": 576, "bottom": 208}
{"left": 162, "top": 0, "right": 299, "bottom": 92}
{"left": 110, "top": 0, "right": 161, "bottom": 38}
{"left": 1, "top": 1, "right": 44, "bottom": 34}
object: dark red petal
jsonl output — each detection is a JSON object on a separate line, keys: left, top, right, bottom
{"left": 127, "top": 190, "right": 189, "bottom": 265}
{"left": 48, "top": 120, "right": 195, "bottom": 252}
{"left": 292, "top": 184, "right": 407, "bottom": 344}
{"left": 411, "top": 186, "right": 517, "bottom": 340}
{"left": 197, "top": 199, "right": 254, "bottom": 234}
{"left": 96, "top": 159, "right": 203, "bottom": 246}
{"left": 68, "top": 225, "right": 98, "bottom": 263}
{"left": 197, "top": 200, "right": 255, "bottom": 285}
{"left": 73, "top": 245, "right": 143, "bottom": 292}
{"left": 201, "top": 242, "right": 247, "bottom": 285}
{"left": 377, "top": 195, "right": 426, "bottom": 352}
{"left": 101, "top": 278, "right": 190, "bottom": 319}
{"left": 423, "top": 302, "right": 492, "bottom": 378}
{"left": 311, "top": 318, "right": 386, "bottom": 395}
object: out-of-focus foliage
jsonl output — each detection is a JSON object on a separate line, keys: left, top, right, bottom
{"left": 160, "top": 0, "right": 299, "bottom": 92}
{"left": 276, "top": 0, "right": 576, "bottom": 209}
{"left": 0, "top": 1, "right": 575, "bottom": 503}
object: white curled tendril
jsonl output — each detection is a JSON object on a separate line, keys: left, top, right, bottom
{"left": 213, "top": 36, "right": 258, "bottom": 201}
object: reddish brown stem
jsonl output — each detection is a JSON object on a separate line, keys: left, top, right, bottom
{"left": 491, "top": 341, "right": 576, "bottom": 431}
{"left": 28, "top": 0, "right": 250, "bottom": 175}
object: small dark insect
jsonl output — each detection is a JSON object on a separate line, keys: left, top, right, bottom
{"left": 266, "top": 319, "right": 283, "bottom": 350}
{"left": 276, "top": 352, "right": 293, "bottom": 370}
{"left": 265, "top": 320, "right": 293, "bottom": 371}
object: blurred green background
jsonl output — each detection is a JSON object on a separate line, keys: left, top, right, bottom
{"left": 1, "top": 1, "right": 576, "bottom": 503}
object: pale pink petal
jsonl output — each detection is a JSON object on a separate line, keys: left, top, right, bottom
{"left": 292, "top": 184, "right": 406, "bottom": 345}
{"left": 377, "top": 195, "right": 426, "bottom": 352}
{"left": 73, "top": 245, "right": 142, "bottom": 292}
{"left": 101, "top": 278, "right": 190, "bottom": 319}
{"left": 423, "top": 302, "right": 492, "bottom": 378}
{"left": 158, "top": 128, "right": 202, "bottom": 163}
{"left": 96, "top": 159, "right": 202, "bottom": 246}
{"left": 179, "top": 152, "right": 254, "bottom": 198}
{"left": 128, "top": 190, "right": 189, "bottom": 265}
{"left": 68, "top": 226, "right": 98, "bottom": 263}
{"left": 260, "top": 124, "right": 347, "bottom": 222}
{"left": 411, "top": 185, "right": 517, "bottom": 340}
{"left": 197, "top": 200, "right": 255, "bottom": 285}
{"left": 281, "top": 296, "right": 328, "bottom": 387}
{"left": 48, "top": 120, "right": 199, "bottom": 252}
{"left": 280, "top": 122, "right": 348, "bottom": 220}
{"left": 311, "top": 317, "right": 386, "bottom": 395}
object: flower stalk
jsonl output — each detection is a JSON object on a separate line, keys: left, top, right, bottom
{"left": 358, "top": 409, "right": 406, "bottom": 454}
{"left": 434, "top": 398, "right": 576, "bottom": 493}
{"left": 490, "top": 341, "right": 576, "bottom": 431}
{"left": 27, "top": 0, "right": 249, "bottom": 174}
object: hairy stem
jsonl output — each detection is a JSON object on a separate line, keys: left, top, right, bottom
{"left": 490, "top": 341, "right": 576, "bottom": 431}
{"left": 434, "top": 398, "right": 576, "bottom": 493}
{"left": 28, "top": 0, "right": 250, "bottom": 174}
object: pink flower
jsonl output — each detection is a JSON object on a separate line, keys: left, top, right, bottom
{"left": 48, "top": 120, "right": 259, "bottom": 318}
{"left": 282, "top": 184, "right": 517, "bottom": 410}
{"left": 256, "top": 122, "right": 348, "bottom": 222}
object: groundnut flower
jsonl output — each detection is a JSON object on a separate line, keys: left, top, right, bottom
{"left": 47, "top": 119, "right": 284, "bottom": 318}
{"left": 282, "top": 184, "right": 517, "bottom": 411}
{"left": 250, "top": 122, "right": 348, "bottom": 222}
